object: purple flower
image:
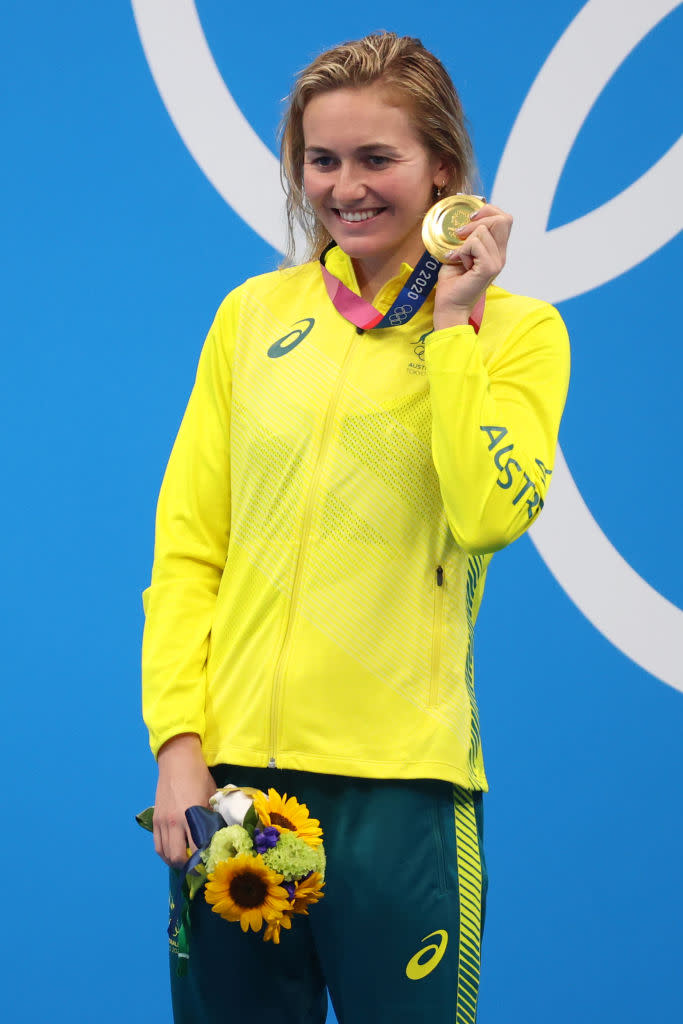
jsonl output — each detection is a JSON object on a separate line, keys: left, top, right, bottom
{"left": 283, "top": 881, "right": 296, "bottom": 900}
{"left": 254, "top": 826, "right": 280, "bottom": 854}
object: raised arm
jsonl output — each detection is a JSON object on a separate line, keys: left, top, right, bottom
{"left": 426, "top": 304, "right": 570, "bottom": 553}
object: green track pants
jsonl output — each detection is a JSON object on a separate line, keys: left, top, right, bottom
{"left": 170, "top": 765, "right": 487, "bottom": 1024}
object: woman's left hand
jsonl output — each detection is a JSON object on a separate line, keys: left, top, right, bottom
{"left": 432, "top": 204, "right": 513, "bottom": 331}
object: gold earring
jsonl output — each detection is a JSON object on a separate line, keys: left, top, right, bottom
{"left": 435, "top": 181, "right": 447, "bottom": 200}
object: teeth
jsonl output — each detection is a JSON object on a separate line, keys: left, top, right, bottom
{"left": 338, "top": 209, "right": 381, "bottom": 222}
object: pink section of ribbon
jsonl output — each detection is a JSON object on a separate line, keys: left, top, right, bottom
{"left": 469, "top": 294, "right": 485, "bottom": 333}
{"left": 321, "top": 263, "right": 484, "bottom": 333}
{"left": 321, "top": 268, "right": 384, "bottom": 329}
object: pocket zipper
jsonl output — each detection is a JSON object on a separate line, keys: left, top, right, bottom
{"left": 429, "top": 566, "right": 445, "bottom": 706}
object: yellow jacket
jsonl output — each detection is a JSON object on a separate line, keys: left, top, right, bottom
{"left": 142, "top": 248, "right": 570, "bottom": 790}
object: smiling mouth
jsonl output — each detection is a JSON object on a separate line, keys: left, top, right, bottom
{"left": 334, "top": 208, "right": 387, "bottom": 223}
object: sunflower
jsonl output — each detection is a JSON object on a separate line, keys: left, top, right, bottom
{"left": 253, "top": 788, "right": 323, "bottom": 848}
{"left": 263, "top": 910, "right": 293, "bottom": 944}
{"left": 204, "top": 854, "right": 290, "bottom": 933}
{"left": 292, "top": 872, "right": 325, "bottom": 915}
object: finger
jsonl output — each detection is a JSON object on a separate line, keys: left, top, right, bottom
{"left": 455, "top": 214, "right": 511, "bottom": 245}
{"left": 442, "top": 233, "right": 484, "bottom": 271}
{"left": 441, "top": 250, "right": 469, "bottom": 272}
{"left": 469, "top": 203, "right": 505, "bottom": 220}
{"left": 459, "top": 202, "right": 512, "bottom": 228}
{"left": 166, "top": 821, "right": 191, "bottom": 868}
{"left": 153, "top": 805, "right": 171, "bottom": 863}
{"left": 156, "top": 819, "right": 171, "bottom": 865}
{"left": 468, "top": 204, "right": 512, "bottom": 231}
{"left": 451, "top": 250, "right": 474, "bottom": 272}
{"left": 458, "top": 225, "right": 505, "bottom": 275}
{"left": 153, "top": 818, "right": 164, "bottom": 859}
{"left": 472, "top": 223, "right": 504, "bottom": 266}
{"left": 154, "top": 813, "right": 185, "bottom": 868}
{"left": 446, "top": 229, "right": 494, "bottom": 276}
{"left": 485, "top": 215, "right": 513, "bottom": 252}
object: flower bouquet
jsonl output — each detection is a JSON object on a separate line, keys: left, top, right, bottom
{"left": 137, "top": 786, "right": 325, "bottom": 973}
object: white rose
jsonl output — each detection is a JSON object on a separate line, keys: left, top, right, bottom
{"left": 209, "top": 785, "right": 254, "bottom": 827}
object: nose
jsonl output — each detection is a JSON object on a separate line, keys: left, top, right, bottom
{"left": 332, "top": 161, "right": 367, "bottom": 204}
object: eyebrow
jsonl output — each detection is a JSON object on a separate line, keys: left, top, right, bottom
{"left": 304, "top": 143, "right": 400, "bottom": 156}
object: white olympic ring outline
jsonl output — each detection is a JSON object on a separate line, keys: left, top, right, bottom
{"left": 130, "top": 0, "right": 683, "bottom": 692}
{"left": 490, "top": 0, "right": 683, "bottom": 693}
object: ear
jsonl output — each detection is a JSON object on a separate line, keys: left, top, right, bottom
{"left": 432, "top": 156, "right": 453, "bottom": 191}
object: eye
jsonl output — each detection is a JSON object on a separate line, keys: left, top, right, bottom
{"left": 366, "top": 155, "right": 391, "bottom": 168}
{"left": 308, "top": 155, "right": 336, "bottom": 169}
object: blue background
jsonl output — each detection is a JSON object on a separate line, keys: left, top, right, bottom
{"left": 1, "top": 2, "right": 681, "bottom": 1021}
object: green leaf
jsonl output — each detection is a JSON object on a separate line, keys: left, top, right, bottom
{"left": 136, "top": 807, "right": 155, "bottom": 832}
{"left": 187, "top": 864, "right": 207, "bottom": 900}
{"left": 243, "top": 803, "right": 258, "bottom": 837}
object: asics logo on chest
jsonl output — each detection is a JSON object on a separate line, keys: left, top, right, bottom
{"left": 267, "top": 318, "right": 315, "bottom": 358}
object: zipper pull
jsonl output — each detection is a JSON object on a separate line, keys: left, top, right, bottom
{"left": 436, "top": 566, "right": 444, "bottom": 587}
{"left": 268, "top": 757, "right": 277, "bottom": 768}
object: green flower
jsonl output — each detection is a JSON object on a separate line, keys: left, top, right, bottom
{"left": 262, "top": 831, "right": 326, "bottom": 882}
{"left": 202, "top": 825, "right": 254, "bottom": 874}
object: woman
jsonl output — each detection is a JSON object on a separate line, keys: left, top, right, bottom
{"left": 142, "top": 31, "right": 570, "bottom": 1024}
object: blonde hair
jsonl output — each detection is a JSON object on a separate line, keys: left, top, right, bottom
{"left": 279, "top": 31, "right": 477, "bottom": 264}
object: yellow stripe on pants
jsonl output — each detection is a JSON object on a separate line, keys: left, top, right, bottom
{"left": 453, "top": 787, "right": 483, "bottom": 1024}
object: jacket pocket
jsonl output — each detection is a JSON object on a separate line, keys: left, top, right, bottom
{"left": 428, "top": 566, "right": 445, "bottom": 706}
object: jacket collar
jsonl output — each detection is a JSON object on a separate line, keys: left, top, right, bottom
{"left": 322, "top": 244, "right": 422, "bottom": 316}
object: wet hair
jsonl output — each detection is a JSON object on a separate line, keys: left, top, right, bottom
{"left": 279, "top": 31, "right": 477, "bottom": 264}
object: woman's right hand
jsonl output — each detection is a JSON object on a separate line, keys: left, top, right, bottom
{"left": 153, "top": 733, "right": 217, "bottom": 867}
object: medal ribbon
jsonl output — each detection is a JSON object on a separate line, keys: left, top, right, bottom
{"left": 320, "top": 243, "right": 485, "bottom": 332}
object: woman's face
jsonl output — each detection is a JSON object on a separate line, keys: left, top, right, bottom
{"left": 302, "top": 83, "right": 446, "bottom": 270}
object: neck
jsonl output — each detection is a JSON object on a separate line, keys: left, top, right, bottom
{"left": 352, "top": 254, "right": 404, "bottom": 303}
{"left": 351, "top": 232, "right": 424, "bottom": 303}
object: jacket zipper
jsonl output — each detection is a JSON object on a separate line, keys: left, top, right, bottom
{"left": 268, "top": 330, "right": 362, "bottom": 767}
{"left": 429, "top": 566, "right": 445, "bottom": 706}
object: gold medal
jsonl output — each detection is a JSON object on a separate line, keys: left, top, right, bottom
{"left": 422, "top": 194, "right": 486, "bottom": 262}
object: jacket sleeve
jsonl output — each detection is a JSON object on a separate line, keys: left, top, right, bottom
{"left": 141, "top": 291, "right": 238, "bottom": 758}
{"left": 425, "top": 303, "right": 570, "bottom": 555}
